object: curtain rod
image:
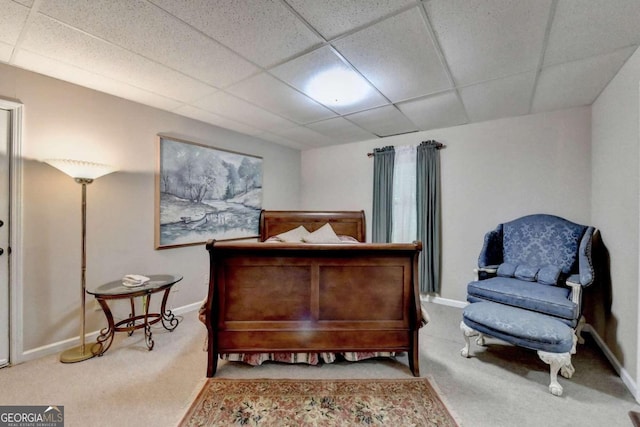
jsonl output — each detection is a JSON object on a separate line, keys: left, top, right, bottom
{"left": 366, "top": 140, "right": 445, "bottom": 157}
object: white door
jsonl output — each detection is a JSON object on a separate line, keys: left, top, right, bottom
{"left": 0, "top": 109, "right": 9, "bottom": 367}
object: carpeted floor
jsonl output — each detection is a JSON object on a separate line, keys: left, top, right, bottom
{"left": 179, "top": 377, "right": 458, "bottom": 426}
{"left": 0, "top": 302, "right": 638, "bottom": 426}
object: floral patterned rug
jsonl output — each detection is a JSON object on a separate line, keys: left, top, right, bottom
{"left": 179, "top": 378, "right": 458, "bottom": 426}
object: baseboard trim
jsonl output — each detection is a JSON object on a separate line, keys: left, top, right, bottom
{"left": 421, "top": 294, "right": 467, "bottom": 309}
{"left": 17, "top": 300, "right": 203, "bottom": 365}
{"left": 583, "top": 324, "right": 639, "bottom": 402}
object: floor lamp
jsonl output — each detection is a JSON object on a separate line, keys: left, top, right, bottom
{"left": 44, "top": 159, "right": 116, "bottom": 363}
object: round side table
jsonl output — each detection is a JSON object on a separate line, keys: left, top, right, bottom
{"left": 87, "top": 274, "right": 183, "bottom": 356}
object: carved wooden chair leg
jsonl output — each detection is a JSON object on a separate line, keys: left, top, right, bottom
{"left": 575, "top": 316, "right": 586, "bottom": 345}
{"left": 537, "top": 351, "right": 572, "bottom": 396}
{"left": 560, "top": 333, "right": 578, "bottom": 379}
{"left": 460, "top": 321, "right": 479, "bottom": 358}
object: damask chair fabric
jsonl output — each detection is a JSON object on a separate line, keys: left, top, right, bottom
{"left": 468, "top": 214, "right": 595, "bottom": 328}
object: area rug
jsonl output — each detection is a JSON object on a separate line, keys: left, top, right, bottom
{"left": 179, "top": 377, "right": 458, "bottom": 426}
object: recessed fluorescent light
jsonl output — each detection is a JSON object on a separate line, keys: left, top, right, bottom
{"left": 305, "top": 68, "right": 371, "bottom": 107}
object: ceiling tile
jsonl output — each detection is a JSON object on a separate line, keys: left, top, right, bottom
{"left": 173, "top": 105, "right": 262, "bottom": 136}
{"left": 397, "top": 91, "right": 468, "bottom": 131}
{"left": 0, "top": 41, "right": 13, "bottom": 63}
{"left": 150, "top": 0, "right": 322, "bottom": 67}
{"left": 193, "top": 91, "right": 296, "bottom": 132}
{"left": 226, "top": 72, "right": 336, "bottom": 124}
{"left": 532, "top": 46, "right": 636, "bottom": 113}
{"left": 256, "top": 131, "right": 309, "bottom": 150}
{"left": 20, "top": 15, "right": 216, "bottom": 103}
{"left": 39, "top": 0, "right": 259, "bottom": 87}
{"left": 0, "top": 0, "right": 30, "bottom": 45}
{"left": 460, "top": 72, "right": 536, "bottom": 122}
{"left": 274, "top": 125, "right": 332, "bottom": 147}
{"left": 270, "top": 45, "right": 389, "bottom": 115}
{"left": 13, "top": 49, "right": 184, "bottom": 111}
{"left": 287, "top": 0, "right": 414, "bottom": 40}
{"left": 544, "top": 0, "right": 640, "bottom": 66}
{"left": 346, "top": 105, "right": 417, "bottom": 137}
{"left": 334, "top": 8, "right": 451, "bottom": 102}
{"left": 306, "top": 117, "right": 376, "bottom": 143}
{"left": 425, "top": 0, "right": 552, "bottom": 86}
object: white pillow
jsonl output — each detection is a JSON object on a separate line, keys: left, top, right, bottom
{"left": 275, "top": 225, "right": 310, "bottom": 242}
{"left": 302, "top": 223, "right": 342, "bottom": 243}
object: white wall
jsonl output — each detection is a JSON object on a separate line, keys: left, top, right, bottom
{"left": 592, "top": 46, "right": 640, "bottom": 384}
{"left": 302, "top": 107, "right": 592, "bottom": 303}
{"left": 0, "top": 64, "right": 301, "bottom": 353}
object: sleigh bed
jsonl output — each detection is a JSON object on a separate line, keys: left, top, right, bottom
{"left": 202, "top": 210, "right": 424, "bottom": 377}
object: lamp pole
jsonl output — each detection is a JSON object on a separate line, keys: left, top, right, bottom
{"left": 60, "top": 178, "right": 94, "bottom": 363}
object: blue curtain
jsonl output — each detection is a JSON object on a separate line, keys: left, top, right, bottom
{"left": 416, "top": 141, "right": 441, "bottom": 293}
{"left": 372, "top": 146, "right": 395, "bottom": 243}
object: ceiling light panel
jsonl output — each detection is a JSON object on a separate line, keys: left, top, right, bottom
{"left": 270, "top": 46, "right": 388, "bottom": 115}
{"left": 397, "top": 91, "right": 468, "bottom": 131}
{"left": 226, "top": 72, "right": 336, "bottom": 124}
{"left": 334, "top": 8, "right": 450, "bottom": 102}
{"left": 305, "top": 117, "right": 376, "bottom": 143}
{"left": 543, "top": 0, "right": 640, "bottom": 66}
{"left": 459, "top": 72, "right": 536, "bottom": 122}
{"left": 425, "top": 0, "right": 552, "bottom": 86}
{"left": 20, "top": 15, "right": 215, "bottom": 103}
{"left": 346, "top": 105, "right": 418, "bottom": 137}
{"left": 192, "top": 91, "right": 296, "bottom": 133}
{"left": 39, "top": 0, "right": 259, "bottom": 88}
{"left": 532, "top": 46, "right": 637, "bottom": 113}
{"left": 287, "top": 0, "right": 414, "bottom": 40}
{"left": 150, "top": 0, "right": 322, "bottom": 67}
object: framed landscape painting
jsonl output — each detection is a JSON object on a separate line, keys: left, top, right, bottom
{"left": 155, "top": 135, "right": 263, "bottom": 249}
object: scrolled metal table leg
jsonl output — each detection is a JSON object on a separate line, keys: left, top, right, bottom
{"left": 143, "top": 294, "right": 154, "bottom": 351}
{"left": 93, "top": 298, "right": 115, "bottom": 356}
{"left": 160, "top": 288, "right": 179, "bottom": 331}
{"left": 127, "top": 297, "right": 136, "bottom": 336}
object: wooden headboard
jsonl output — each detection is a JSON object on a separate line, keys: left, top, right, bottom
{"left": 259, "top": 210, "right": 366, "bottom": 242}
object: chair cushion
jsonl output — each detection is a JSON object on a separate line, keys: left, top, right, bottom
{"left": 537, "top": 265, "right": 562, "bottom": 286}
{"left": 514, "top": 264, "right": 538, "bottom": 281}
{"left": 496, "top": 262, "right": 517, "bottom": 277}
{"left": 463, "top": 302, "right": 574, "bottom": 353}
{"left": 467, "top": 277, "right": 577, "bottom": 324}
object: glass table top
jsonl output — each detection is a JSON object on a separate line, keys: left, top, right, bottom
{"left": 87, "top": 274, "right": 183, "bottom": 296}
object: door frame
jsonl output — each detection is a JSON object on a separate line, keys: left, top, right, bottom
{"left": 0, "top": 98, "right": 23, "bottom": 366}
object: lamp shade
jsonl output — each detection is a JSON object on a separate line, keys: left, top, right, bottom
{"left": 44, "top": 159, "right": 116, "bottom": 180}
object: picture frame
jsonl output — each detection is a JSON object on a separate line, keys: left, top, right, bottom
{"left": 155, "top": 135, "right": 263, "bottom": 249}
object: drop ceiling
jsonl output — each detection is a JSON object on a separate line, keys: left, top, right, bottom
{"left": 2, "top": 0, "right": 639, "bottom": 150}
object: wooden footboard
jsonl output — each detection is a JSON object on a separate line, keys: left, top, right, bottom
{"left": 204, "top": 240, "right": 422, "bottom": 377}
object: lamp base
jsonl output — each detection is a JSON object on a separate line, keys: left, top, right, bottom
{"left": 60, "top": 345, "right": 95, "bottom": 363}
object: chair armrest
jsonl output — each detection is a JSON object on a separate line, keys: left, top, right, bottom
{"left": 474, "top": 266, "right": 498, "bottom": 281}
{"left": 566, "top": 278, "right": 582, "bottom": 316}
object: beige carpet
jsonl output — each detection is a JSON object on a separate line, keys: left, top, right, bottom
{"left": 1, "top": 303, "right": 638, "bottom": 427}
{"left": 179, "top": 377, "right": 458, "bottom": 426}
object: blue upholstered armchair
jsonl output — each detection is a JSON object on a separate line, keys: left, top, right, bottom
{"left": 461, "top": 214, "right": 596, "bottom": 395}
{"left": 468, "top": 214, "right": 595, "bottom": 333}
